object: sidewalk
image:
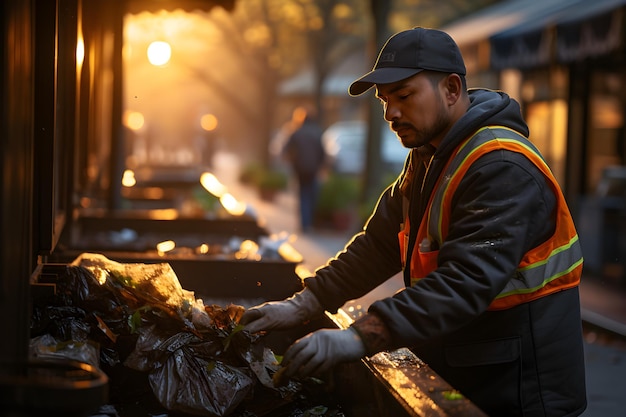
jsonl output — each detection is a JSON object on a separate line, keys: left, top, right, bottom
{"left": 579, "top": 278, "right": 626, "bottom": 337}
{"left": 213, "top": 151, "right": 626, "bottom": 416}
{"left": 212, "top": 152, "right": 404, "bottom": 310}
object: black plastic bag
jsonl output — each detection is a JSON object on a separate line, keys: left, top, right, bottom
{"left": 151, "top": 352, "right": 254, "bottom": 416}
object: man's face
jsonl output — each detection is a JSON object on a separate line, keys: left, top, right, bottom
{"left": 375, "top": 72, "right": 452, "bottom": 149}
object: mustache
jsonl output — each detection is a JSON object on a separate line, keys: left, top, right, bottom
{"left": 391, "top": 122, "right": 412, "bottom": 132}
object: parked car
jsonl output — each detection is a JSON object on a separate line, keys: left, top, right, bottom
{"left": 322, "top": 120, "right": 408, "bottom": 175}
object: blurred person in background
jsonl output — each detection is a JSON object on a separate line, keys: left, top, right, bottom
{"left": 282, "top": 106, "right": 327, "bottom": 233}
{"left": 242, "top": 27, "right": 586, "bottom": 416}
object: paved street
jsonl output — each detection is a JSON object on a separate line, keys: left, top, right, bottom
{"left": 213, "top": 151, "right": 626, "bottom": 417}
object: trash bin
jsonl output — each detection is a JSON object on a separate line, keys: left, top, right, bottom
{"left": 0, "top": 358, "right": 108, "bottom": 417}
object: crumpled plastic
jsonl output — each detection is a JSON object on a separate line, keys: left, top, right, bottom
{"left": 71, "top": 253, "right": 196, "bottom": 325}
{"left": 123, "top": 305, "right": 299, "bottom": 415}
{"left": 29, "top": 333, "right": 100, "bottom": 368}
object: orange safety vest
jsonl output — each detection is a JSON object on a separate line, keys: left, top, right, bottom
{"left": 398, "top": 126, "right": 583, "bottom": 310}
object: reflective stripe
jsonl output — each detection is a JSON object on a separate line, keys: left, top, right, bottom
{"left": 496, "top": 235, "right": 584, "bottom": 299}
{"left": 428, "top": 126, "right": 545, "bottom": 246}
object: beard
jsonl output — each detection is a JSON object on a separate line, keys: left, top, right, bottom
{"left": 394, "top": 97, "right": 451, "bottom": 149}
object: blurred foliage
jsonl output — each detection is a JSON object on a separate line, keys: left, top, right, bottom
{"left": 239, "top": 161, "right": 288, "bottom": 191}
{"left": 316, "top": 174, "right": 361, "bottom": 212}
{"left": 389, "top": 0, "right": 503, "bottom": 30}
{"left": 230, "top": 0, "right": 371, "bottom": 80}
{"left": 183, "top": 0, "right": 373, "bottom": 168}
{"left": 257, "top": 169, "right": 289, "bottom": 190}
{"left": 239, "top": 162, "right": 265, "bottom": 186}
{"left": 192, "top": 185, "right": 221, "bottom": 211}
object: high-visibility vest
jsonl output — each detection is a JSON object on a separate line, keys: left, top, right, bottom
{"left": 398, "top": 126, "right": 583, "bottom": 310}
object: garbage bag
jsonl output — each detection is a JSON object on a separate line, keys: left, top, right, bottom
{"left": 124, "top": 325, "right": 207, "bottom": 373}
{"left": 31, "top": 267, "right": 123, "bottom": 368}
{"left": 125, "top": 304, "right": 297, "bottom": 415}
{"left": 149, "top": 341, "right": 255, "bottom": 416}
{"left": 56, "top": 264, "right": 125, "bottom": 316}
{"left": 31, "top": 305, "right": 89, "bottom": 340}
{"left": 72, "top": 253, "right": 196, "bottom": 325}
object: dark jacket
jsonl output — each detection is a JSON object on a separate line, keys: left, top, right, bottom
{"left": 305, "top": 89, "right": 587, "bottom": 416}
{"left": 283, "top": 116, "right": 326, "bottom": 182}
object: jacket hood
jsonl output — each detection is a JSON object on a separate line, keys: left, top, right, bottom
{"left": 436, "top": 89, "right": 529, "bottom": 157}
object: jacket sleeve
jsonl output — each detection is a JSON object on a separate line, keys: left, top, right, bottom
{"left": 367, "top": 150, "right": 557, "bottom": 351}
{"left": 304, "top": 177, "right": 406, "bottom": 313}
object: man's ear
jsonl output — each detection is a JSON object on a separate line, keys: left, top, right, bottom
{"left": 442, "top": 73, "right": 463, "bottom": 105}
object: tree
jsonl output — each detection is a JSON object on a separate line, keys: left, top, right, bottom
{"left": 299, "top": 0, "right": 369, "bottom": 121}
{"left": 183, "top": 0, "right": 369, "bottom": 168}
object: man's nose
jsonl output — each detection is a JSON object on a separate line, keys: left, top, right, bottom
{"left": 384, "top": 103, "right": 399, "bottom": 122}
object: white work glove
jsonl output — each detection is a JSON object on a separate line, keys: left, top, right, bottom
{"left": 279, "top": 327, "right": 366, "bottom": 380}
{"left": 240, "top": 288, "right": 323, "bottom": 334}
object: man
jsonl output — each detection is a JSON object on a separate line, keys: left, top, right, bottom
{"left": 241, "top": 27, "right": 586, "bottom": 416}
{"left": 282, "top": 106, "right": 326, "bottom": 232}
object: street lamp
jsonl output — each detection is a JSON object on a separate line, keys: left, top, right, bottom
{"left": 147, "top": 40, "right": 171, "bottom": 66}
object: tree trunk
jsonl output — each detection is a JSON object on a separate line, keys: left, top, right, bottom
{"left": 363, "top": 0, "right": 393, "bottom": 205}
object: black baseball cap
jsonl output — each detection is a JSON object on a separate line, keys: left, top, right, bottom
{"left": 349, "top": 27, "right": 466, "bottom": 96}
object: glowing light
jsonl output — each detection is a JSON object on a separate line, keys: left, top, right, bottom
{"left": 124, "top": 111, "right": 145, "bottom": 130}
{"left": 76, "top": 2, "right": 84, "bottom": 71}
{"left": 76, "top": 37, "right": 85, "bottom": 68}
{"left": 199, "top": 172, "right": 247, "bottom": 215}
{"left": 147, "top": 209, "right": 178, "bottom": 220}
{"left": 156, "top": 240, "right": 176, "bottom": 255}
{"left": 80, "top": 197, "right": 92, "bottom": 208}
{"left": 200, "top": 172, "right": 227, "bottom": 197}
{"left": 197, "top": 244, "right": 209, "bottom": 254}
{"left": 295, "top": 264, "right": 313, "bottom": 279}
{"left": 235, "top": 239, "right": 260, "bottom": 260}
{"left": 147, "top": 41, "right": 171, "bottom": 66}
{"left": 333, "top": 3, "right": 353, "bottom": 19}
{"left": 122, "top": 170, "right": 136, "bottom": 187}
{"left": 200, "top": 114, "right": 218, "bottom": 131}
{"left": 220, "top": 193, "right": 247, "bottom": 216}
{"left": 278, "top": 241, "right": 303, "bottom": 263}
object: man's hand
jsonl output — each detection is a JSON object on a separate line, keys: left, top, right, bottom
{"left": 240, "top": 288, "right": 323, "bottom": 334}
{"left": 279, "top": 327, "right": 366, "bottom": 380}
